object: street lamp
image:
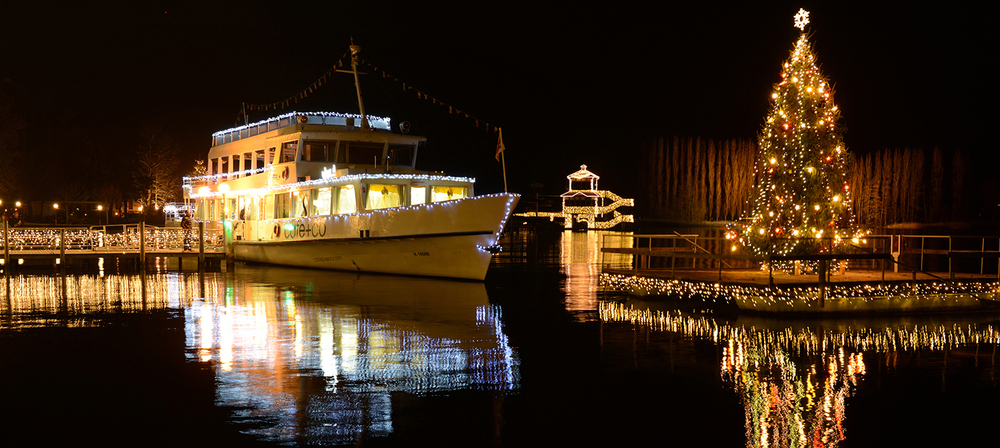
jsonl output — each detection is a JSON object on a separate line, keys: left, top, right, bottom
{"left": 53, "top": 203, "right": 59, "bottom": 224}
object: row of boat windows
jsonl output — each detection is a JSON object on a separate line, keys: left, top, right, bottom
{"left": 197, "top": 184, "right": 468, "bottom": 221}
{"left": 209, "top": 140, "right": 416, "bottom": 177}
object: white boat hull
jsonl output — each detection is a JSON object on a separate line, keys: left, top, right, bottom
{"left": 231, "top": 193, "right": 519, "bottom": 280}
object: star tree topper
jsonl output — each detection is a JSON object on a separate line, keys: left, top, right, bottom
{"left": 794, "top": 8, "right": 810, "bottom": 30}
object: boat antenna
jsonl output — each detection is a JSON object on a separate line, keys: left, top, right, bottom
{"left": 349, "top": 39, "right": 370, "bottom": 131}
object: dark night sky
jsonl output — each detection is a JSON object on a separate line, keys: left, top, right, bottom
{"left": 1, "top": 1, "right": 994, "bottom": 198}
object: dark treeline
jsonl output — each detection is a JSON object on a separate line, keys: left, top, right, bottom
{"left": 0, "top": 79, "right": 188, "bottom": 224}
{"left": 640, "top": 136, "right": 996, "bottom": 226}
{"left": 639, "top": 136, "right": 756, "bottom": 222}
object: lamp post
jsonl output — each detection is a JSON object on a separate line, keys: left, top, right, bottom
{"left": 53, "top": 203, "right": 59, "bottom": 225}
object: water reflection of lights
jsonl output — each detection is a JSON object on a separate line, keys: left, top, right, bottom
{"left": 560, "top": 231, "right": 632, "bottom": 319}
{"left": 600, "top": 301, "right": 997, "bottom": 447}
{"left": 186, "top": 271, "right": 520, "bottom": 444}
{"left": 600, "top": 301, "right": 999, "bottom": 355}
{"left": 0, "top": 274, "right": 185, "bottom": 321}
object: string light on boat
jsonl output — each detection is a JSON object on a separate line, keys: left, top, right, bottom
{"left": 210, "top": 111, "right": 392, "bottom": 139}
{"left": 187, "top": 172, "right": 477, "bottom": 199}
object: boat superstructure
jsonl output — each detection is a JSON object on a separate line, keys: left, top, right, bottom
{"left": 182, "top": 45, "right": 518, "bottom": 280}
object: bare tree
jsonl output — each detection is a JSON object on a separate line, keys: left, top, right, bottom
{"left": 136, "top": 124, "right": 181, "bottom": 211}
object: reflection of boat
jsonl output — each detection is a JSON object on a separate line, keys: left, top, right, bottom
{"left": 190, "top": 266, "right": 519, "bottom": 444}
{"left": 182, "top": 44, "right": 518, "bottom": 280}
{"left": 234, "top": 266, "right": 498, "bottom": 342}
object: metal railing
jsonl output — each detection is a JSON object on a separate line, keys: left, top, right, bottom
{"left": 1, "top": 224, "right": 224, "bottom": 253}
{"left": 600, "top": 233, "right": 1000, "bottom": 281}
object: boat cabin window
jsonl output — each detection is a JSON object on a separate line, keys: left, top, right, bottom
{"left": 338, "top": 141, "right": 384, "bottom": 165}
{"left": 236, "top": 197, "right": 247, "bottom": 220}
{"left": 290, "top": 191, "right": 309, "bottom": 218}
{"left": 303, "top": 140, "right": 335, "bottom": 162}
{"left": 220, "top": 157, "right": 229, "bottom": 176}
{"left": 310, "top": 187, "right": 333, "bottom": 215}
{"left": 432, "top": 186, "right": 467, "bottom": 202}
{"left": 263, "top": 195, "right": 274, "bottom": 220}
{"left": 410, "top": 186, "right": 426, "bottom": 205}
{"left": 274, "top": 192, "right": 291, "bottom": 219}
{"left": 208, "top": 159, "right": 217, "bottom": 176}
{"left": 267, "top": 147, "right": 277, "bottom": 165}
{"left": 365, "top": 184, "right": 402, "bottom": 210}
{"left": 388, "top": 144, "right": 414, "bottom": 166}
{"left": 243, "top": 152, "right": 253, "bottom": 174}
{"left": 336, "top": 185, "right": 357, "bottom": 214}
{"left": 249, "top": 196, "right": 262, "bottom": 220}
{"left": 223, "top": 198, "right": 237, "bottom": 221}
{"left": 280, "top": 141, "right": 298, "bottom": 163}
{"left": 255, "top": 149, "right": 266, "bottom": 168}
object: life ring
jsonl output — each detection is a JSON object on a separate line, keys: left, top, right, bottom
{"left": 298, "top": 115, "right": 308, "bottom": 124}
{"left": 273, "top": 223, "right": 280, "bottom": 237}
{"left": 281, "top": 167, "right": 289, "bottom": 180}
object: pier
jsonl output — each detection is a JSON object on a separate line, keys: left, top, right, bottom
{"left": 1, "top": 222, "right": 226, "bottom": 272}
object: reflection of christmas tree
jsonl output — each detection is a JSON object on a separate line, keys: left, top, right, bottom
{"left": 722, "top": 337, "right": 865, "bottom": 448}
{"left": 731, "top": 9, "right": 863, "bottom": 262}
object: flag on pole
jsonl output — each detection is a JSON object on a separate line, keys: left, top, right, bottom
{"left": 495, "top": 127, "right": 505, "bottom": 161}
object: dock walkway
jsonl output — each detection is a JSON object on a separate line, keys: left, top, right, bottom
{"left": 2, "top": 223, "right": 226, "bottom": 270}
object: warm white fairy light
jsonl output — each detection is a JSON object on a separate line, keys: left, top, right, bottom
{"left": 600, "top": 272, "right": 1000, "bottom": 314}
{"left": 211, "top": 111, "right": 392, "bottom": 140}
{"left": 187, "top": 172, "right": 476, "bottom": 198}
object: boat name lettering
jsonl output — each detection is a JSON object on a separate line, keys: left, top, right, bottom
{"left": 313, "top": 256, "right": 342, "bottom": 262}
{"left": 281, "top": 219, "right": 328, "bottom": 239}
{"left": 412, "top": 252, "right": 430, "bottom": 256}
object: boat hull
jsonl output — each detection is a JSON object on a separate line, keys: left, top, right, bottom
{"left": 232, "top": 193, "right": 519, "bottom": 280}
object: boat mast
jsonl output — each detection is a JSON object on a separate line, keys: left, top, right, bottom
{"left": 349, "top": 41, "right": 369, "bottom": 131}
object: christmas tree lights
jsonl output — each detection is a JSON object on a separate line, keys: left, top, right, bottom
{"left": 732, "top": 9, "right": 864, "bottom": 265}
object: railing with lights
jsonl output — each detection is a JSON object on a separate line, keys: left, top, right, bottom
{"left": 211, "top": 111, "right": 392, "bottom": 147}
{"left": 0, "top": 225, "right": 223, "bottom": 253}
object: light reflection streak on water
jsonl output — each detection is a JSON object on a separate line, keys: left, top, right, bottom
{"left": 600, "top": 301, "right": 998, "bottom": 447}
{"left": 184, "top": 272, "right": 520, "bottom": 444}
{"left": 0, "top": 274, "right": 183, "bottom": 324}
{"left": 560, "top": 231, "right": 632, "bottom": 319}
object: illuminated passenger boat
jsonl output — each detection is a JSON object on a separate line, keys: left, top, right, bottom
{"left": 182, "top": 45, "right": 518, "bottom": 280}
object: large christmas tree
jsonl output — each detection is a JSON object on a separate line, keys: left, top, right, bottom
{"left": 732, "top": 9, "right": 863, "bottom": 262}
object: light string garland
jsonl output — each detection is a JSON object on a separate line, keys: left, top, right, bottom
{"left": 358, "top": 59, "right": 500, "bottom": 134}
{"left": 599, "top": 272, "right": 1000, "bottom": 310}
{"left": 239, "top": 51, "right": 350, "bottom": 117}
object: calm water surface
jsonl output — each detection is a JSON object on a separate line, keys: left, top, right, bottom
{"left": 1, "top": 230, "right": 997, "bottom": 446}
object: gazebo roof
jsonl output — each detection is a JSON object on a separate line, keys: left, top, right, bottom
{"left": 567, "top": 164, "right": 599, "bottom": 180}
{"left": 560, "top": 191, "right": 601, "bottom": 198}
